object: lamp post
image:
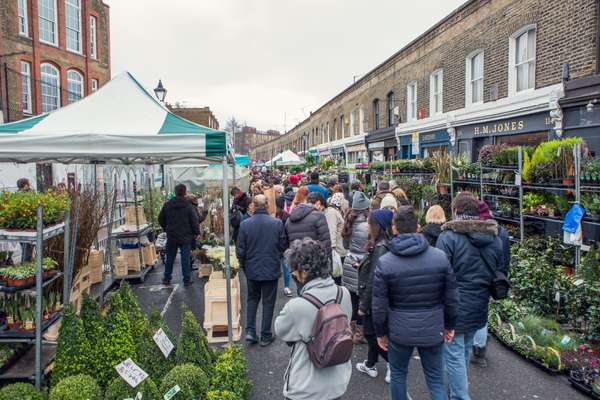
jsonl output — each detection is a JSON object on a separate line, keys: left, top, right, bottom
{"left": 154, "top": 79, "right": 167, "bottom": 103}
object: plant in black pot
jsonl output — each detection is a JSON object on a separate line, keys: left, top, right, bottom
{"left": 582, "top": 193, "right": 600, "bottom": 222}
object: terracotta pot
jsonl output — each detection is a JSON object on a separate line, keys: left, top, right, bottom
{"left": 562, "top": 178, "right": 574, "bottom": 186}
{"left": 7, "top": 277, "right": 28, "bottom": 287}
{"left": 437, "top": 184, "right": 449, "bottom": 194}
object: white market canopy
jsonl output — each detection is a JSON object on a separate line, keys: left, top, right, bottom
{"left": 0, "top": 71, "right": 228, "bottom": 165}
{"left": 266, "top": 149, "right": 303, "bottom": 166}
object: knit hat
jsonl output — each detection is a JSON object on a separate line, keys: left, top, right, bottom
{"left": 328, "top": 192, "right": 344, "bottom": 209}
{"left": 372, "top": 209, "right": 393, "bottom": 231}
{"left": 380, "top": 194, "right": 398, "bottom": 210}
{"left": 479, "top": 200, "right": 493, "bottom": 221}
{"left": 352, "top": 191, "right": 370, "bottom": 210}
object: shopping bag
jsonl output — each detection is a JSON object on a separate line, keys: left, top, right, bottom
{"left": 332, "top": 250, "right": 343, "bottom": 278}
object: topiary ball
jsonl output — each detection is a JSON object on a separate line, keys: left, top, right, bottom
{"left": 0, "top": 382, "right": 44, "bottom": 400}
{"left": 160, "top": 363, "right": 209, "bottom": 400}
{"left": 104, "top": 376, "right": 160, "bottom": 400}
{"left": 206, "top": 390, "right": 241, "bottom": 400}
{"left": 49, "top": 374, "right": 102, "bottom": 400}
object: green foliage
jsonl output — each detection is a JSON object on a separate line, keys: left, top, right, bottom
{"left": 79, "top": 295, "right": 112, "bottom": 387}
{"left": 137, "top": 310, "right": 176, "bottom": 381}
{"left": 49, "top": 374, "right": 102, "bottom": 400}
{"left": 0, "top": 382, "right": 44, "bottom": 400}
{"left": 523, "top": 192, "right": 546, "bottom": 209}
{"left": 0, "top": 190, "right": 69, "bottom": 229}
{"left": 582, "top": 193, "right": 600, "bottom": 216}
{"left": 103, "top": 299, "right": 137, "bottom": 383}
{"left": 52, "top": 305, "right": 92, "bottom": 384}
{"left": 160, "top": 364, "right": 209, "bottom": 400}
{"left": 529, "top": 137, "right": 582, "bottom": 180}
{"left": 176, "top": 308, "right": 214, "bottom": 376}
{"left": 206, "top": 390, "right": 241, "bottom": 400}
{"left": 104, "top": 376, "right": 160, "bottom": 400}
{"left": 112, "top": 283, "right": 148, "bottom": 341}
{"left": 210, "top": 346, "right": 252, "bottom": 400}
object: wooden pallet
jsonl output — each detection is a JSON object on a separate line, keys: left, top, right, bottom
{"left": 205, "top": 321, "right": 242, "bottom": 343}
{"left": 203, "top": 288, "right": 241, "bottom": 327}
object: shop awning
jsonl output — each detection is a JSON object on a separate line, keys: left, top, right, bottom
{"left": 0, "top": 71, "right": 228, "bottom": 164}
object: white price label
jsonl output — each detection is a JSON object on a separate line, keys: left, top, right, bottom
{"left": 163, "top": 385, "right": 181, "bottom": 400}
{"left": 515, "top": 173, "right": 522, "bottom": 186}
{"left": 153, "top": 328, "right": 174, "bottom": 358}
{"left": 115, "top": 358, "right": 148, "bottom": 388}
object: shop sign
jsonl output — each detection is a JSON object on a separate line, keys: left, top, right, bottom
{"left": 420, "top": 129, "right": 450, "bottom": 143}
{"left": 458, "top": 112, "right": 552, "bottom": 139}
{"left": 346, "top": 144, "right": 367, "bottom": 153}
{"left": 368, "top": 141, "right": 385, "bottom": 150}
{"left": 331, "top": 147, "right": 345, "bottom": 154}
{"left": 411, "top": 132, "right": 419, "bottom": 155}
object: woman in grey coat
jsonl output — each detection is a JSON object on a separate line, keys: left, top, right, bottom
{"left": 341, "top": 191, "right": 370, "bottom": 343}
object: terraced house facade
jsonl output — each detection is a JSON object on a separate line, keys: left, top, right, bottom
{"left": 252, "top": 0, "right": 600, "bottom": 164}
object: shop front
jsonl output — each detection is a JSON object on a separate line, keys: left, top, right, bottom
{"left": 397, "top": 134, "right": 415, "bottom": 159}
{"left": 331, "top": 146, "right": 346, "bottom": 164}
{"left": 366, "top": 126, "right": 396, "bottom": 162}
{"left": 384, "top": 138, "right": 398, "bottom": 160}
{"left": 346, "top": 143, "right": 368, "bottom": 166}
{"left": 368, "top": 141, "right": 385, "bottom": 162}
{"left": 560, "top": 74, "right": 600, "bottom": 156}
{"left": 420, "top": 129, "right": 450, "bottom": 157}
{"left": 455, "top": 111, "right": 553, "bottom": 162}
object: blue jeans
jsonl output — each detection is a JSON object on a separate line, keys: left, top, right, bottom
{"left": 388, "top": 342, "right": 446, "bottom": 400}
{"left": 282, "top": 260, "right": 291, "bottom": 289}
{"left": 444, "top": 331, "right": 476, "bottom": 400}
{"left": 473, "top": 325, "right": 487, "bottom": 348}
{"left": 246, "top": 279, "right": 278, "bottom": 339}
{"left": 164, "top": 240, "right": 191, "bottom": 283}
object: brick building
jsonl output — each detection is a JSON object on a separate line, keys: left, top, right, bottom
{"left": 235, "top": 126, "right": 280, "bottom": 156}
{"left": 252, "top": 0, "right": 600, "bottom": 164}
{"left": 168, "top": 106, "right": 220, "bottom": 130}
{"left": 0, "top": 0, "right": 111, "bottom": 123}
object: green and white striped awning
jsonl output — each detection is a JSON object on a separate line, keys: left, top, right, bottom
{"left": 0, "top": 72, "right": 228, "bottom": 165}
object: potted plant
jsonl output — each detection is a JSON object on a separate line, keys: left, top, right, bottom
{"left": 582, "top": 193, "right": 600, "bottom": 222}
{"left": 431, "top": 151, "right": 449, "bottom": 194}
{"left": 523, "top": 193, "right": 546, "bottom": 214}
{"left": 450, "top": 154, "right": 469, "bottom": 180}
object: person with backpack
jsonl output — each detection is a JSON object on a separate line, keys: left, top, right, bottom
{"left": 230, "top": 187, "right": 249, "bottom": 243}
{"left": 373, "top": 206, "right": 458, "bottom": 400}
{"left": 275, "top": 238, "right": 353, "bottom": 400}
{"left": 436, "top": 193, "right": 503, "bottom": 400}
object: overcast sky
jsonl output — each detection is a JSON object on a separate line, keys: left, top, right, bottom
{"left": 107, "top": 0, "right": 465, "bottom": 132}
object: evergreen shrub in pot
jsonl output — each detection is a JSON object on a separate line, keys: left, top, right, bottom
{"left": 49, "top": 374, "right": 102, "bottom": 400}
{"left": 104, "top": 376, "right": 160, "bottom": 400}
{"left": 160, "top": 363, "right": 209, "bottom": 400}
{"left": 0, "top": 382, "right": 44, "bottom": 400}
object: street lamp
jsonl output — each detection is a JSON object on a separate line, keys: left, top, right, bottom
{"left": 154, "top": 80, "right": 167, "bottom": 102}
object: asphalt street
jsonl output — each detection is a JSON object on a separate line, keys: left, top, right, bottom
{"left": 131, "top": 256, "right": 586, "bottom": 400}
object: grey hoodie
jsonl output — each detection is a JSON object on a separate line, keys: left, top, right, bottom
{"left": 275, "top": 277, "right": 352, "bottom": 400}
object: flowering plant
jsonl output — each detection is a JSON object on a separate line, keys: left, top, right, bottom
{"left": 0, "top": 191, "right": 69, "bottom": 230}
{"left": 205, "top": 247, "right": 239, "bottom": 269}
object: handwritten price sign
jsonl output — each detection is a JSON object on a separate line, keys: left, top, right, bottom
{"left": 115, "top": 358, "right": 148, "bottom": 388}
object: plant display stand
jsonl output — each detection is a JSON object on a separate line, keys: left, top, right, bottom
{"left": 0, "top": 206, "right": 74, "bottom": 389}
{"left": 203, "top": 271, "right": 241, "bottom": 343}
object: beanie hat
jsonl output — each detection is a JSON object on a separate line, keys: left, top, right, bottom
{"left": 380, "top": 194, "right": 398, "bottom": 210}
{"left": 352, "top": 191, "right": 370, "bottom": 211}
{"left": 372, "top": 209, "right": 393, "bottom": 231}
{"left": 328, "top": 192, "right": 344, "bottom": 209}
{"left": 479, "top": 200, "right": 493, "bottom": 221}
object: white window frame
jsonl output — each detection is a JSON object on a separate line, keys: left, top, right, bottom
{"left": 508, "top": 25, "right": 536, "bottom": 96}
{"left": 373, "top": 99, "right": 380, "bottom": 130}
{"left": 350, "top": 110, "right": 355, "bottom": 136}
{"left": 18, "top": 0, "right": 29, "bottom": 37}
{"left": 90, "top": 15, "right": 98, "bottom": 59}
{"left": 67, "top": 70, "right": 84, "bottom": 103}
{"left": 465, "top": 50, "right": 484, "bottom": 107}
{"left": 406, "top": 81, "right": 418, "bottom": 122}
{"left": 387, "top": 91, "right": 396, "bottom": 126}
{"left": 38, "top": 0, "right": 58, "bottom": 46}
{"left": 65, "top": 0, "right": 82, "bottom": 53}
{"left": 91, "top": 78, "right": 99, "bottom": 92}
{"left": 429, "top": 69, "right": 443, "bottom": 115}
{"left": 359, "top": 107, "right": 364, "bottom": 134}
{"left": 41, "top": 63, "right": 60, "bottom": 112}
{"left": 20, "top": 61, "right": 32, "bottom": 114}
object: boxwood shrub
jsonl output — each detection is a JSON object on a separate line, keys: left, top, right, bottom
{"left": 0, "top": 382, "right": 44, "bottom": 400}
{"left": 160, "top": 363, "right": 209, "bottom": 400}
{"left": 49, "top": 374, "right": 102, "bottom": 400}
{"left": 104, "top": 376, "right": 160, "bottom": 400}
{"left": 210, "top": 345, "right": 251, "bottom": 399}
{"left": 206, "top": 390, "right": 241, "bottom": 400}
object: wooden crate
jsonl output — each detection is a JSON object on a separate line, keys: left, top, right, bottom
{"left": 79, "top": 266, "right": 92, "bottom": 291}
{"left": 88, "top": 250, "right": 103, "bottom": 284}
{"left": 113, "top": 256, "right": 128, "bottom": 277}
{"left": 205, "top": 321, "right": 242, "bottom": 343}
{"left": 70, "top": 277, "right": 91, "bottom": 315}
{"left": 198, "top": 264, "right": 212, "bottom": 278}
{"left": 121, "top": 248, "right": 143, "bottom": 271}
{"left": 124, "top": 205, "right": 147, "bottom": 226}
{"left": 203, "top": 286, "right": 241, "bottom": 328}
{"left": 142, "top": 244, "right": 157, "bottom": 266}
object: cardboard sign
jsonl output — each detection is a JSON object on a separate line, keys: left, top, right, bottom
{"left": 153, "top": 328, "right": 174, "bottom": 358}
{"left": 163, "top": 385, "right": 181, "bottom": 400}
{"left": 115, "top": 358, "right": 148, "bottom": 388}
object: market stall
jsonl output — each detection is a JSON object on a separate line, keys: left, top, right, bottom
{"left": 0, "top": 71, "right": 237, "bottom": 386}
{"left": 266, "top": 149, "right": 304, "bottom": 166}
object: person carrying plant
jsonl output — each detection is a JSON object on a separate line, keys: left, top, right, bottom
{"left": 274, "top": 238, "right": 353, "bottom": 400}
{"left": 436, "top": 193, "right": 504, "bottom": 400}
{"left": 236, "top": 194, "right": 286, "bottom": 347}
{"left": 158, "top": 183, "right": 200, "bottom": 286}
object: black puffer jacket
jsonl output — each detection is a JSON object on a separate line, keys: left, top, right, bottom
{"left": 422, "top": 223, "right": 442, "bottom": 246}
{"left": 372, "top": 233, "right": 458, "bottom": 347}
{"left": 436, "top": 219, "right": 504, "bottom": 334}
{"left": 358, "top": 240, "right": 388, "bottom": 315}
{"left": 158, "top": 197, "right": 200, "bottom": 245}
{"left": 284, "top": 204, "right": 331, "bottom": 250}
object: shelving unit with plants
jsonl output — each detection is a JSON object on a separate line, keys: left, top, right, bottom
{"left": 0, "top": 190, "right": 74, "bottom": 388}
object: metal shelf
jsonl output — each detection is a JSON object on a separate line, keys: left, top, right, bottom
{"left": 483, "top": 193, "right": 520, "bottom": 201}
{"left": 0, "top": 343, "right": 56, "bottom": 381}
{"left": 523, "top": 214, "right": 564, "bottom": 223}
{"left": 481, "top": 181, "right": 518, "bottom": 187}
{"left": 110, "top": 223, "right": 151, "bottom": 239}
{"left": 0, "top": 311, "right": 63, "bottom": 343}
{"left": 0, "top": 272, "right": 63, "bottom": 294}
{"left": 522, "top": 184, "right": 575, "bottom": 191}
{"left": 494, "top": 216, "right": 521, "bottom": 223}
{"left": 0, "top": 223, "right": 65, "bottom": 243}
{"left": 480, "top": 165, "right": 519, "bottom": 171}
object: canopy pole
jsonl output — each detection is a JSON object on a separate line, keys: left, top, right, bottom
{"left": 222, "top": 157, "right": 233, "bottom": 344}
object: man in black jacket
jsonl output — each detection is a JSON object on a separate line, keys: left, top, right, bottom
{"left": 284, "top": 192, "right": 330, "bottom": 249}
{"left": 372, "top": 206, "right": 458, "bottom": 399}
{"left": 158, "top": 184, "right": 200, "bottom": 286}
{"left": 236, "top": 194, "right": 285, "bottom": 347}
{"left": 436, "top": 193, "right": 504, "bottom": 400}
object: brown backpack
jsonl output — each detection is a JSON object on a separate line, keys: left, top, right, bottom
{"left": 301, "top": 287, "right": 353, "bottom": 369}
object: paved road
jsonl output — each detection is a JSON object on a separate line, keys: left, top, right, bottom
{"left": 131, "top": 257, "right": 585, "bottom": 400}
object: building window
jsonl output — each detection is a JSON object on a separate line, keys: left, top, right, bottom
{"left": 91, "top": 79, "right": 99, "bottom": 92}
{"left": 65, "top": 0, "right": 82, "bottom": 53}
{"left": 350, "top": 111, "right": 355, "bottom": 136}
{"left": 67, "top": 70, "right": 84, "bottom": 103}
{"left": 430, "top": 70, "right": 443, "bottom": 115}
{"left": 41, "top": 63, "right": 60, "bottom": 112}
{"left": 509, "top": 26, "right": 536, "bottom": 95}
{"left": 38, "top": 0, "right": 58, "bottom": 45}
{"left": 333, "top": 119, "right": 337, "bottom": 141}
{"left": 90, "top": 16, "right": 98, "bottom": 59}
{"left": 373, "top": 99, "right": 380, "bottom": 130}
{"left": 387, "top": 92, "right": 396, "bottom": 126}
{"left": 326, "top": 122, "right": 330, "bottom": 142}
{"left": 466, "top": 51, "right": 484, "bottom": 106}
{"left": 340, "top": 115, "right": 345, "bottom": 138}
{"left": 18, "top": 0, "right": 29, "bottom": 36}
{"left": 20, "top": 61, "right": 32, "bottom": 114}
{"left": 359, "top": 107, "right": 364, "bottom": 134}
{"left": 407, "top": 82, "right": 417, "bottom": 121}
